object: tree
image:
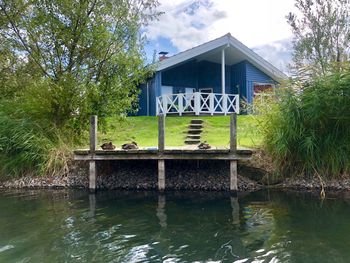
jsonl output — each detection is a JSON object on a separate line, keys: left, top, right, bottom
{"left": 0, "top": 0, "right": 161, "bottom": 131}
{"left": 287, "top": 0, "right": 350, "bottom": 76}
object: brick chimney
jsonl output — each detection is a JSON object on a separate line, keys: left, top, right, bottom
{"left": 159, "top": 51, "right": 169, "bottom": 61}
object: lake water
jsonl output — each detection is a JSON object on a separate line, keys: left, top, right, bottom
{"left": 1, "top": 189, "right": 350, "bottom": 263}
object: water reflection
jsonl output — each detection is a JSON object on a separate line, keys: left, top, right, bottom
{"left": 231, "top": 195, "right": 240, "bottom": 225}
{"left": 156, "top": 194, "right": 167, "bottom": 228}
{"left": 88, "top": 193, "right": 96, "bottom": 218}
{"left": 1, "top": 190, "right": 350, "bottom": 262}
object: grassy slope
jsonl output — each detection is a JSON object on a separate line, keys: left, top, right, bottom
{"left": 99, "top": 115, "right": 261, "bottom": 148}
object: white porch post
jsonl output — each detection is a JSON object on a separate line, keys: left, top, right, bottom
{"left": 194, "top": 92, "right": 200, "bottom": 115}
{"left": 221, "top": 48, "right": 225, "bottom": 95}
{"left": 222, "top": 48, "right": 227, "bottom": 114}
{"left": 146, "top": 82, "right": 150, "bottom": 116}
{"left": 178, "top": 93, "right": 183, "bottom": 116}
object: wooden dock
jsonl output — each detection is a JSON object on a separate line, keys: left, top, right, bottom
{"left": 73, "top": 114, "right": 253, "bottom": 192}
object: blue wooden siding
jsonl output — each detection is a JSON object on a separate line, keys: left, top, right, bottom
{"left": 162, "top": 60, "right": 198, "bottom": 93}
{"left": 230, "top": 61, "right": 247, "bottom": 100}
{"left": 161, "top": 60, "right": 231, "bottom": 94}
{"left": 137, "top": 83, "right": 147, "bottom": 116}
{"left": 197, "top": 61, "right": 231, "bottom": 94}
{"left": 245, "top": 61, "right": 276, "bottom": 103}
{"left": 149, "top": 77, "right": 157, "bottom": 116}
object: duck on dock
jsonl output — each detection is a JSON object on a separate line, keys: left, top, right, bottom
{"left": 198, "top": 141, "right": 211, "bottom": 150}
{"left": 101, "top": 142, "right": 116, "bottom": 150}
{"left": 122, "top": 141, "right": 138, "bottom": 150}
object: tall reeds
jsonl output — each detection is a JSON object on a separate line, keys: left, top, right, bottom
{"left": 260, "top": 68, "right": 350, "bottom": 178}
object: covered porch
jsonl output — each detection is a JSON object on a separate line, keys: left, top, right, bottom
{"left": 155, "top": 45, "right": 242, "bottom": 116}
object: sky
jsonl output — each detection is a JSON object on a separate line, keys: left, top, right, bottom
{"left": 143, "top": 0, "right": 297, "bottom": 73}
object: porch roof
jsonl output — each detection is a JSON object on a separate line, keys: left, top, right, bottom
{"left": 157, "top": 33, "right": 287, "bottom": 81}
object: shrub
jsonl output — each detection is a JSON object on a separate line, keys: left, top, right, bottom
{"left": 261, "top": 67, "right": 350, "bottom": 178}
{"left": 0, "top": 103, "right": 72, "bottom": 178}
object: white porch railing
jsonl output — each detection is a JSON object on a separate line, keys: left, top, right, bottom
{"left": 156, "top": 92, "right": 240, "bottom": 116}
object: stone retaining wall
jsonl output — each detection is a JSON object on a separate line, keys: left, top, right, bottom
{"left": 0, "top": 160, "right": 258, "bottom": 191}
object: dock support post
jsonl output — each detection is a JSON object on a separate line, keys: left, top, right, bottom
{"left": 90, "top": 115, "right": 97, "bottom": 152}
{"left": 230, "top": 113, "right": 237, "bottom": 152}
{"left": 158, "top": 159, "right": 165, "bottom": 191}
{"left": 89, "top": 161, "right": 97, "bottom": 192}
{"left": 158, "top": 114, "right": 165, "bottom": 151}
{"left": 89, "top": 115, "right": 97, "bottom": 192}
{"left": 230, "top": 160, "right": 238, "bottom": 192}
{"left": 158, "top": 114, "right": 165, "bottom": 191}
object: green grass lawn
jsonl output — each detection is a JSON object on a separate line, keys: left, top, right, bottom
{"left": 98, "top": 115, "right": 262, "bottom": 148}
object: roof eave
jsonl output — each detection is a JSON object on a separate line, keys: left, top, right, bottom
{"left": 155, "top": 33, "right": 288, "bottom": 81}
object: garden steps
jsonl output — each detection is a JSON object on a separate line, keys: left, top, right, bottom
{"left": 190, "top": 119, "right": 203, "bottom": 124}
{"left": 184, "top": 119, "right": 204, "bottom": 145}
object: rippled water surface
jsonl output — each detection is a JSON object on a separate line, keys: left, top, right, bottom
{"left": 1, "top": 189, "right": 350, "bottom": 262}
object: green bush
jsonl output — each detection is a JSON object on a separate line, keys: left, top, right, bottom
{"left": 0, "top": 101, "right": 72, "bottom": 178}
{"left": 261, "top": 67, "right": 350, "bottom": 178}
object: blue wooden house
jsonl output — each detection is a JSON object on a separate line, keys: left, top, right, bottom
{"left": 137, "top": 33, "right": 287, "bottom": 116}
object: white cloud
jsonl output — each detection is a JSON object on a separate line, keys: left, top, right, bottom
{"left": 146, "top": 0, "right": 297, "bottom": 50}
{"left": 252, "top": 38, "right": 293, "bottom": 73}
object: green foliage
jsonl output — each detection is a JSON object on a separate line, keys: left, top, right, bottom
{"left": 0, "top": 0, "right": 161, "bottom": 177}
{"left": 287, "top": 0, "right": 350, "bottom": 76}
{"left": 0, "top": 100, "right": 74, "bottom": 177}
{"left": 261, "top": 66, "right": 350, "bottom": 178}
{"left": 0, "top": 0, "right": 160, "bottom": 132}
{"left": 0, "top": 111, "right": 49, "bottom": 177}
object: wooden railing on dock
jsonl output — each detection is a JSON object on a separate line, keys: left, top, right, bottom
{"left": 74, "top": 113, "right": 251, "bottom": 193}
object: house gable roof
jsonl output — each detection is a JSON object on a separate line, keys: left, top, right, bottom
{"left": 157, "top": 33, "right": 287, "bottom": 81}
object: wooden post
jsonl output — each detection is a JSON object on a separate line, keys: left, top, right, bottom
{"left": 230, "top": 160, "right": 238, "bottom": 192}
{"left": 89, "top": 115, "right": 97, "bottom": 192}
{"left": 90, "top": 115, "right": 97, "bottom": 152}
{"left": 158, "top": 114, "right": 165, "bottom": 152}
{"left": 158, "top": 159, "right": 165, "bottom": 191}
{"left": 157, "top": 114, "right": 165, "bottom": 191}
{"left": 230, "top": 113, "right": 237, "bottom": 152}
{"left": 89, "top": 160, "right": 97, "bottom": 192}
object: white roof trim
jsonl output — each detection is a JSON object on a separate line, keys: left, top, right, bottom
{"left": 157, "top": 33, "right": 287, "bottom": 81}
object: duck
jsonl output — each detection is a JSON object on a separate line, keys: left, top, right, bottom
{"left": 101, "top": 142, "right": 116, "bottom": 150}
{"left": 122, "top": 141, "right": 138, "bottom": 150}
{"left": 198, "top": 141, "right": 211, "bottom": 150}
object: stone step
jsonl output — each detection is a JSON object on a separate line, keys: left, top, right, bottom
{"left": 184, "top": 139, "right": 201, "bottom": 145}
{"left": 187, "top": 134, "right": 201, "bottom": 140}
{"left": 187, "top": 129, "right": 203, "bottom": 134}
{"left": 189, "top": 124, "right": 203, "bottom": 129}
{"left": 190, "top": 119, "right": 203, "bottom": 124}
